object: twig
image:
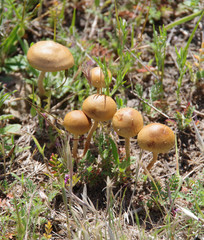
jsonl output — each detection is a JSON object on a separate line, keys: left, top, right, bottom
{"left": 89, "top": 15, "right": 98, "bottom": 38}
{"left": 130, "top": 90, "right": 170, "bottom": 119}
{"left": 166, "top": 28, "right": 175, "bottom": 46}
{"left": 125, "top": 46, "right": 160, "bottom": 81}
{"left": 51, "top": 94, "right": 74, "bottom": 111}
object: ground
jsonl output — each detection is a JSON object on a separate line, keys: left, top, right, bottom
{"left": 0, "top": 1, "right": 204, "bottom": 239}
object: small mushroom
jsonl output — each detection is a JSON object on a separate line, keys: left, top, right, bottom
{"left": 112, "top": 107, "right": 143, "bottom": 162}
{"left": 27, "top": 40, "right": 74, "bottom": 96}
{"left": 63, "top": 110, "right": 91, "bottom": 161}
{"left": 82, "top": 94, "right": 117, "bottom": 156}
{"left": 137, "top": 123, "right": 175, "bottom": 171}
{"left": 89, "top": 67, "right": 112, "bottom": 94}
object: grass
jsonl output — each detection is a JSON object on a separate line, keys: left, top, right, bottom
{"left": 0, "top": 0, "right": 204, "bottom": 239}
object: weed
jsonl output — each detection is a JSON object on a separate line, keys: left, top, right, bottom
{"left": 150, "top": 25, "right": 167, "bottom": 97}
{"left": 0, "top": 0, "right": 39, "bottom": 69}
{"left": 175, "top": 11, "right": 204, "bottom": 103}
{"left": 43, "top": 221, "right": 53, "bottom": 240}
{"left": 0, "top": 176, "right": 48, "bottom": 239}
{"left": 175, "top": 103, "right": 194, "bottom": 130}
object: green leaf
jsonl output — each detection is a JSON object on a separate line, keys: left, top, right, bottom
{"left": 30, "top": 106, "right": 37, "bottom": 117}
{"left": 119, "top": 157, "right": 130, "bottom": 172}
{"left": 0, "top": 124, "right": 21, "bottom": 134}
{"left": 196, "top": 70, "right": 204, "bottom": 80}
{"left": 0, "top": 90, "right": 16, "bottom": 109}
{"left": 70, "top": 7, "right": 76, "bottom": 35}
{"left": 31, "top": 135, "right": 45, "bottom": 157}
{"left": 109, "top": 137, "right": 119, "bottom": 165}
{"left": 87, "top": 165, "right": 93, "bottom": 172}
{"left": 1, "top": 25, "right": 19, "bottom": 55}
{"left": 0, "top": 114, "right": 14, "bottom": 121}
{"left": 95, "top": 0, "right": 100, "bottom": 7}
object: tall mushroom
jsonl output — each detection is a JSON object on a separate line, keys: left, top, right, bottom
{"left": 112, "top": 107, "right": 143, "bottom": 162}
{"left": 27, "top": 40, "right": 74, "bottom": 96}
{"left": 63, "top": 110, "right": 91, "bottom": 161}
{"left": 89, "top": 67, "right": 112, "bottom": 94}
{"left": 137, "top": 123, "right": 175, "bottom": 171}
{"left": 82, "top": 94, "right": 117, "bottom": 156}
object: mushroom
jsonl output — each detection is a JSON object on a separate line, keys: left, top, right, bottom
{"left": 63, "top": 110, "right": 91, "bottom": 161}
{"left": 112, "top": 107, "right": 143, "bottom": 162}
{"left": 89, "top": 67, "right": 112, "bottom": 94}
{"left": 82, "top": 94, "right": 117, "bottom": 156}
{"left": 27, "top": 40, "right": 74, "bottom": 96}
{"left": 137, "top": 123, "right": 175, "bottom": 171}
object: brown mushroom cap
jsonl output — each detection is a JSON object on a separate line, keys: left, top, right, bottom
{"left": 90, "top": 67, "right": 112, "bottom": 88}
{"left": 112, "top": 108, "right": 143, "bottom": 138}
{"left": 82, "top": 94, "right": 117, "bottom": 122}
{"left": 63, "top": 110, "right": 91, "bottom": 135}
{"left": 137, "top": 123, "right": 175, "bottom": 154}
{"left": 27, "top": 40, "right": 74, "bottom": 72}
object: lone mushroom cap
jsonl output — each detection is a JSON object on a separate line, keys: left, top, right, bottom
{"left": 90, "top": 67, "right": 112, "bottom": 88}
{"left": 112, "top": 108, "right": 143, "bottom": 138}
{"left": 27, "top": 40, "right": 74, "bottom": 72}
{"left": 63, "top": 110, "right": 91, "bottom": 135}
{"left": 82, "top": 94, "right": 117, "bottom": 122}
{"left": 137, "top": 123, "right": 175, "bottom": 154}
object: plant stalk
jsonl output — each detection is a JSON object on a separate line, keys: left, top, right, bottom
{"left": 61, "top": 187, "right": 71, "bottom": 239}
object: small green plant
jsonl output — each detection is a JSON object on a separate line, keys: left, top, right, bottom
{"left": 0, "top": 87, "right": 20, "bottom": 174}
{"left": 0, "top": 175, "right": 48, "bottom": 239}
{"left": 0, "top": 0, "right": 39, "bottom": 70}
{"left": 192, "top": 40, "right": 204, "bottom": 83}
{"left": 43, "top": 221, "right": 53, "bottom": 240}
{"left": 150, "top": 25, "right": 167, "bottom": 97}
{"left": 175, "top": 11, "right": 204, "bottom": 103}
{"left": 134, "top": 83, "right": 153, "bottom": 115}
{"left": 48, "top": 153, "right": 70, "bottom": 184}
{"left": 175, "top": 103, "right": 194, "bottom": 130}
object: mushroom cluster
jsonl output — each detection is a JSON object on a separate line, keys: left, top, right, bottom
{"left": 27, "top": 40, "right": 175, "bottom": 175}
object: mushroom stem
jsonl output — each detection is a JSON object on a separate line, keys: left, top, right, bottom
{"left": 125, "top": 137, "right": 130, "bottom": 160}
{"left": 72, "top": 134, "right": 79, "bottom": 161}
{"left": 83, "top": 120, "right": 99, "bottom": 156}
{"left": 146, "top": 152, "right": 158, "bottom": 171}
{"left": 38, "top": 71, "right": 46, "bottom": 96}
{"left": 125, "top": 137, "right": 131, "bottom": 172}
{"left": 96, "top": 87, "right": 102, "bottom": 94}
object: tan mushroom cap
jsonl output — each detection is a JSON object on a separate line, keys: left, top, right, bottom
{"left": 27, "top": 40, "right": 74, "bottom": 72}
{"left": 112, "top": 108, "right": 143, "bottom": 138}
{"left": 90, "top": 67, "right": 112, "bottom": 88}
{"left": 82, "top": 94, "right": 117, "bottom": 122}
{"left": 137, "top": 123, "right": 175, "bottom": 154}
{"left": 63, "top": 110, "right": 91, "bottom": 135}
